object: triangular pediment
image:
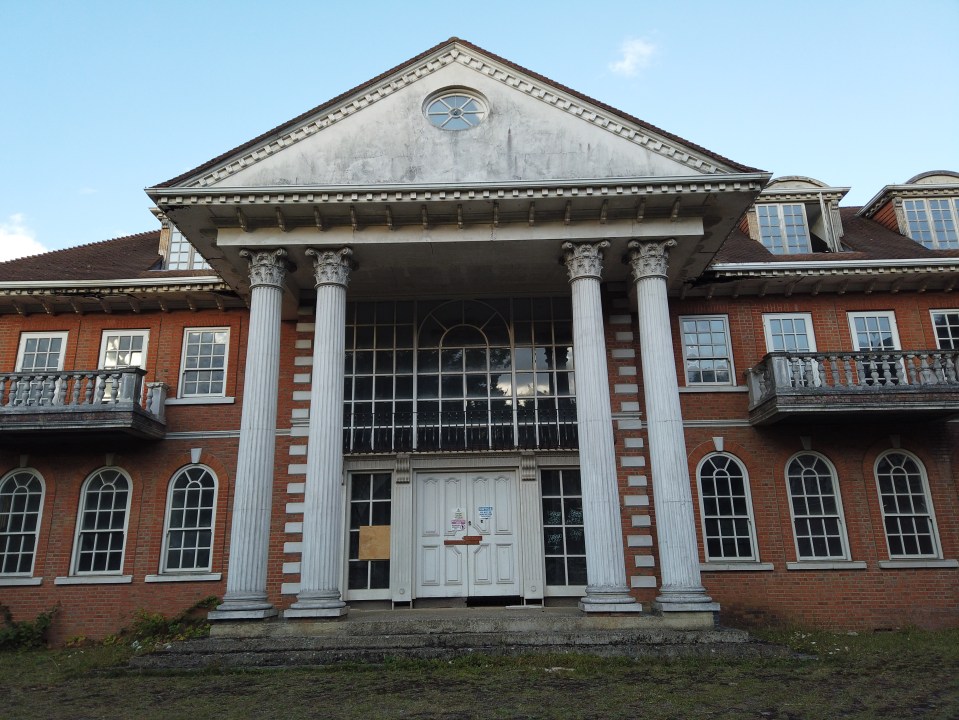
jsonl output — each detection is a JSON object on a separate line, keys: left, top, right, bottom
{"left": 157, "top": 39, "right": 758, "bottom": 191}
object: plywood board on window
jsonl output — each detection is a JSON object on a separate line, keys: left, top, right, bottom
{"left": 359, "top": 525, "right": 391, "bottom": 560}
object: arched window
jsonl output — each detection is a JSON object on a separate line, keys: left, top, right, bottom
{"left": 161, "top": 465, "right": 217, "bottom": 573}
{"left": 0, "top": 469, "right": 44, "bottom": 575}
{"left": 697, "top": 454, "right": 758, "bottom": 561}
{"left": 72, "top": 468, "right": 131, "bottom": 574}
{"left": 875, "top": 451, "right": 941, "bottom": 558}
{"left": 785, "top": 453, "right": 849, "bottom": 560}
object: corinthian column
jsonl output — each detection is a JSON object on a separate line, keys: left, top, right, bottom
{"left": 286, "top": 247, "right": 354, "bottom": 618}
{"left": 627, "top": 240, "right": 718, "bottom": 614}
{"left": 563, "top": 242, "right": 640, "bottom": 613}
{"left": 210, "top": 248, "right": 288, "bottom": 620}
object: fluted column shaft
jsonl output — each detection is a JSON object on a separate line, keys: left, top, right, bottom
{"left": 627, "top": 240, "right": 717, "bottom": 612}
{"left": 288, "top": 247, "right": 354, "bottom": 617}
{"left": 563, "top": 242, "right": 639, "bottom": 612}
{"left": 212, "top": 249, "right": 288, "bottom": 619}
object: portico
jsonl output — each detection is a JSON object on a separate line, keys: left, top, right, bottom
{"left": 149, "top": 37, "right": 767, "bottom": 627}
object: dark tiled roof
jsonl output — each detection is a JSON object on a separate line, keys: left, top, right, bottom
{"left": 712, "top": 207, "right": 959, "bottom": 265}
{"left": 0, "top": 231, "right": 167, "bottom": 282}
{"left": 156, "top": 37, "right": 762, "bottom": 188}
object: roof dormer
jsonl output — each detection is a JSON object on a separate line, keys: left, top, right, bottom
{"left": 150, "top": 209, "right": 212, "bottom": 271}
{"left": 858, "top": 171, "right": 959, "bottom": 250}
{"left": 741, "top": 176, "right": 849, "bottom": 254}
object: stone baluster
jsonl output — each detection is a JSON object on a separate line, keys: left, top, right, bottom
{"left": 562, "top": 241, "right": 639, "bottom": 613}
{"left": 210, "top": 248, "right": 289, "bottom": 620}
{"left": 627, "top": 240, "right": 718, "bottom": 616}
{"left": 288, "top": 247, "right": 355, "bottom": 618}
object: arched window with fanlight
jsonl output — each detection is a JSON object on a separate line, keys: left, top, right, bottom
{"left": 71, "top": 468, "right": 131, "bottom": 575}
{"left": 0, "top": 469, "right": 45, "bottom": 577}
{"left": 697, "top": 453, "right": 758, "bottom": 562}
{"left": 161, "top": 465, "right": 218, "bottom": 573}
{"left": 874, "top": 451, "right": 942, "bottom": 559}
{"left": 342, "top": 298, "right": 576, "bottom": 453}
{"left": 785, "top": 453, "right": 850, "bottom": 561}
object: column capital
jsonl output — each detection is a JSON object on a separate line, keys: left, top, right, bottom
{"left": 240, "top": 248, "right": 290, "bottom": 289}
{"left": 307, "top": 247, "right": 355, "bottom": 288}
{"left": 626, "top": 239, "right": 677, "bottom": 281}
{"left": 562, "top": 241, "right": 609, "bottom": 282}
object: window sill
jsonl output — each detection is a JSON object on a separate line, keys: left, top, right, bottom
{"left": 55, "top": 575, "right": 133, "bottom": 585}
{"left": 166, "top": 397, "right": 235, "bottom": 406}
{"left": 145, "top": 572, "right": 222, "bottom": 583}
{"left": 701, "top": 562, "right": 774, "bottom": 572}
{"left": 679, "top": 386, "right": 748, "bottom": 394}
{"left": 878, "top": 559, "right": 958, "bottom": 570}
{"left": 787, "top": 561, "right": 867, "bottom": 571}
{"left": 0, "top": 576, "right": 43, "bottom": 586}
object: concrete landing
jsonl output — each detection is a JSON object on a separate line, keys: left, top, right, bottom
{"left": 130, "top": 608, "right": 789, "bottom": 669}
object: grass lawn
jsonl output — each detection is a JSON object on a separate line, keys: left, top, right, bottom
{"left": 0, "top": 628, "right": 957, "bottom": 719}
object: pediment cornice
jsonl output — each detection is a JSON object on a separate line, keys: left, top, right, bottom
{"left": 160, "top": 43, "right": 745, "bottom": 192}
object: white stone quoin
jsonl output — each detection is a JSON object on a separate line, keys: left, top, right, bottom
{"left": 210, "top": 249, "right": 288, "bottom": 620}
{"left": 286, "top": 247, "right": 355, "bottom": 618}
{"left": 627, "top": 240, "right": 719, "bottom": 613}
{"left": 563, "top": 242, "right": 640, "bottom": 613}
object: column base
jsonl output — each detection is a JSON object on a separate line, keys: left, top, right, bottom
{"left": 208, "top": 608, "right": 279, "bottom": 621}
{"left": 284, "top": 606, "right": 349, "bottom": 619}
{"left": 209, "top": 592, "right": 278, "bottom": 621}
{"left": 654, "top": 586, "right": 720, "bottom": 614}
{"left": 579, "top": 584, "right": 643, "bottom": 613}
{"left": 286, "top": 590, "right": 349, "bottom": 618}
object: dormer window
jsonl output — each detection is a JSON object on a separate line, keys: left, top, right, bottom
{"left": 167, "top": 228, "right": 211, "bottom": 271}
{"left": 757, "top": 204, "right": 811, "bottom": 254}
{"left": 902, "top": 198, "right": 959, "bottom": 249}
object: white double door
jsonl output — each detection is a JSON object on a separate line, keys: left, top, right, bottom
{"left": 415, "top": 471, "right": 519, "bottom": 598}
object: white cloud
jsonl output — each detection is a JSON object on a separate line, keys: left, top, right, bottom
{"left": 609, "top": 38, "right": 657, "bottom": 77}
{"left": 0, "top": 214, "right": 48, "bottom": 262}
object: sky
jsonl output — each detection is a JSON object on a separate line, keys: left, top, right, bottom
{"left": 1, "top": 0, "right": 957, "bottom": 261}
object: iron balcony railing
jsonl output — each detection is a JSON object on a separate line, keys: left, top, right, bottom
{"left": 747, "top": 349, "right": 959, "bottom": 408}
{"left": 344, "top": 408, "right": 579, "bottom": 454}
{"left": 0, "top": 369, "right": 167, "bottom": 420}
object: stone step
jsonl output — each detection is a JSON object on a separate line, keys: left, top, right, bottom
{"left": 128, "top": 608, "right": 790, "bottom": 670}
{"left": 131, "top": 637, "right": 786, "bottom": 670}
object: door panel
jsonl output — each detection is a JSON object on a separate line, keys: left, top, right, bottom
{"left": 415, "top": 470, "right": 519, "bottom": 598}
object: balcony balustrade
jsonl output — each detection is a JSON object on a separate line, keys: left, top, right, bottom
{"left": 746, "top": 350, "right": 959, "bottom": 425}
{"left": 0, "top": 369, "right": 167, "bottom": 439}
{"left": 344, "top": 408, "right": 578, "bottom": 454}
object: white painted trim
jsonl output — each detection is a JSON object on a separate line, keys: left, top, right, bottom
{"left": 0, "top": 467, "right": 46, "bottom": 578}
{"left": 678, "top": 314, "right": 736, "bottom": 388}
{"left": 683, "top": 419, "right": 752, "bottom": 428}
{"left": 69, "top": 467, "right": 132, "bottom": 577}
{"left": 144, "top": 573, "right": 222, "bottom": 583}
{"left": 15, "top": 331, "right": 69, "bottom": 371}
{"left": 0, "top": 276, "right": 223, "bottom": 291}
{"left": 711, "top": 258, "right": 959, "bottom": 271}
{"left": 98, "top": 329, "right": 150, "bottom": 371}
{"left": 878, "top": 559, "right": 958, "bottom": 569}
{"left": 695, "top": 452, "right": 761, "bottom": 563}
{"left": 700, "top": 562, "right": 774, "bottom": 572}
{"left": 678, "top": 386, "right": 748, "bottom": 393}
{"left": 873, "top": 450, "right": 944, "bottom": 561}
{"left": 784, "top": 452, "right": 852, "bottom": 563}
{"left": 0, "top": 576, "right": 43, "bottom": 586}
{"left": 166, "top": 396, "right": 235, "bottom": 405}
{"left": 762, "top": 312, "right": 817, "bottom": 354}
{"left": 178, "top": 327, "right": 231, "bottom": 399}
{"left": 786, "top": 561, "right": 867, "bottom": 571}
{"left": 929, "top": 308, "right": 959, "bottom": 349}
{"left": 159, "top": 464, "right": 219, "bottom": 575}
{"left": 55, "top": 575, "right": 133, "bottom": 585}
{"left": 848, "top": 310, "right": 902, "bottom": 352}
{"left": 544, "top": 585, "right": 587, "bottom": 597}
